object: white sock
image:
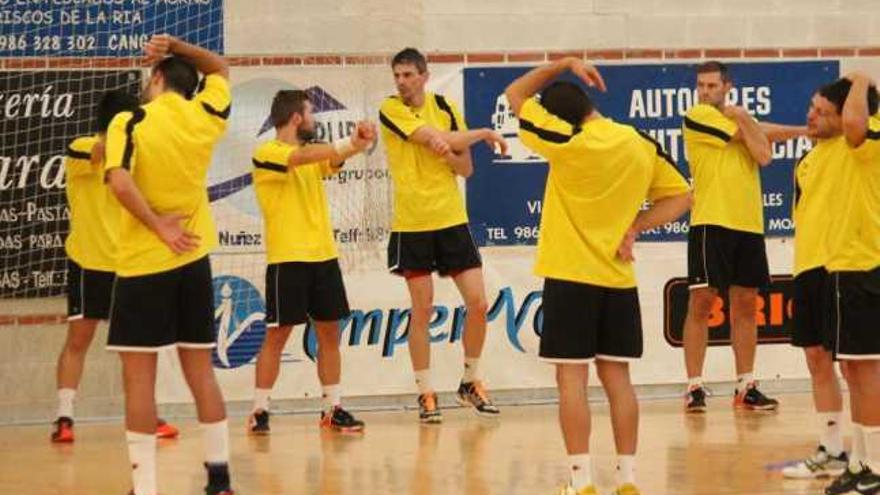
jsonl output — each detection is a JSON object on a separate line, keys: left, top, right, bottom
{"left": 687, "top": 377, "right": 703, "bottom": 390}
{"left": 863, "top": 425, "right": 880, "bottom": 474}
{"left": 415, "top": 369, "right": 433, "bottom": 395}
{"left": 819, "top": 411, "right": 844, "bottom": 456}
{"left": 568, "top": 453, "right": 592, "bottom": 490}
{"left": 463, "top": 357, "right": 480, "bottom": 383}
{"left": 737, "top": 372, "right": 754, "bottom": 389}
{"left": 57, "top": 388, "right": 76, "bottom": 419}
{"left": 322, "top": 384, "right": 341, "bottom": 412}
{"left": 851, "top": 423, "right": 867, "bottom": 471}
{"left": 252, "top": 388, "right": 271, "bottom": 413}
{"left": 201, "top": 419, "right": 230, "bottom": 466}
{"left": 616, "top": 455, "right": 636, "bottom": 485}
{"left": 126, "top": 431, "right": 157, "bottom": 495}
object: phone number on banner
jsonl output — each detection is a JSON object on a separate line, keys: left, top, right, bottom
{"left": 482, "top": 220, "right": 691, "bottom": 246}
{"left": 0, "top": 34, "right": 151, "bottom": 53}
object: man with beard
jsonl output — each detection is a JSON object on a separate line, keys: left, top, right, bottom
{"left": 247, "top": 89, "right": 376, "bottom": 434}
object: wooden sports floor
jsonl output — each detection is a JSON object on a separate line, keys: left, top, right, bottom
{"left": 0, "top": 393, "right": 840, "bottom": 495}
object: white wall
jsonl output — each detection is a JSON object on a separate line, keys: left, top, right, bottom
{"left": 224, "top": 0, "right": 880, "bottom": 54}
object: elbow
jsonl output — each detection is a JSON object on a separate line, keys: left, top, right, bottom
{"left": 504, "top": 88, "right": 522, "bottom": 116}
{"left": 107, "top": 174, "right": 125, "bottom": 198}
{"left": 676, "top": 192, "right": 694, "bottom": 216}
{"left": 843, "top": 122, "right": 868, "bottom": 148}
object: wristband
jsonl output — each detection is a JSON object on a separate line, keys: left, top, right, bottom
{"left": 333, "top": 137, "right": 356, "bottom": 155}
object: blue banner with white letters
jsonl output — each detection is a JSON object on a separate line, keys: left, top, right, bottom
{"left": 0, "top": 0, "right": 223, "bottom": 57}
{"left": 464, "top": 61, "right": 838, "bottom": 246}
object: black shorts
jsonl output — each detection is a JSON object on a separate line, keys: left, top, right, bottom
{"left": 67, "top": 259, "right": 115, "bottom": 321}
{"left": 688, "top": 224, "right": 770, "bottom": 291}
{"left": 829, "top": 267, "right": 880, "bottom": 360}
{"left": 387, "top": 223, "right": 482, "bottom": 276}
{"left": 106, "top": 256, "right": 215, "bottom": 352}
{"left": 265, "top": 259, "right": 350, "bottom": 327}
{"left": 792, "top": 267, "right": 833, "bottom": 349}
{"left": 539, "top": 278, "right": 643, "bottom": 363}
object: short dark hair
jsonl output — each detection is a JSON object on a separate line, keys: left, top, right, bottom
{"left": 697, "top": 60, "right": 731, "bottom": 83}
{"left": 539, "top": 81, "right": 594, "bottom": 127}
{"left": 391, "top": 47, "right": 427, "bottom": 73}
{"left": 819, "top": 78, "right": 880, "bottom": 115}
{"left": 96, "top": 90, "right": 139, "bottom": 132}
{"left": 270, "top": 90, "right": 310, "bottom": 128}
{"left": 153, "top": 56, "right": 199, "bottom": 99}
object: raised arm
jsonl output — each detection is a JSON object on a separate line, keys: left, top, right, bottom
{"left": 287, "top": 121, "right": 376, "bottom": 167}
{"left": 504, "top": 56, "right": 606, "bottom": 116}
{"left": 842, "top": 73, "right": 875, "bottom": 148}
{"left": 145, "top": 34, "right": 229, "bottom": 79}
{"left": 725, "top": 106, "right": 772, "bottom": 166}
{"left": 759, "top": 122, "right": 808, "bottom": 143}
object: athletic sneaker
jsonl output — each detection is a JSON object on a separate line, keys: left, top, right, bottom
{"left": 156, "top": 418, "right": 179, "bottom": 439}
{"left": 205, "top": 463, "right": 233, "bottom": 495}
{"left": 51, "top": 416, "right": 74, "bottom": 443}
{"left": 733, "top": 382, "right": 779, "bottom": 411}
{"left": 247, "top": 409, "right": 270, "bottom": 435}
{"left": 556, "top": 484, "right": 598, "bottom": 495}
{"left": 847, "top": 469, "right": 880, "bottom": 495}
{"left": 456, "top": 381, "right": 500, "bottom": 417}
{"left": 824, "top": 465, "right": 870, "bottom": 495}
{"left": 685, "top": 386, "right": 707, "bottom": 413}
{"left": 782, "top": 446, "right": 848, "bottom": 479}
{"left": 614, "top": 483, "right": 642, "bottom": 495}
{"left": 418, "top": 392, "right": 442, "bottom": 424}
{"left": 320, "top": 406, "right": 365, "bottom": 433}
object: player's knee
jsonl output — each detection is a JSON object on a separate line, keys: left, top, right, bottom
{"left": 804, "top": 347, "right": 834, "bottom": 379}
{"left": 262, "top": 328, "right": 289, "bottom": 350}
{"left": 688, "top": 293, "right": 715, "bottom": 320}
{"left": 410, "top": 303, "right": 434, "bottom": 323}
{"left": 66, "top": 334, "right": 93, "bottom": 355}
{"left": 555, "top": 364, "right": 588, "bottom": 388}
{"left": 465, "top": 297, "right": 488, "bottom": 317}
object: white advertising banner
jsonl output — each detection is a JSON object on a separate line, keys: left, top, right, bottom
{"left": 157, "top": 64, "right": 812, "bottom": 405}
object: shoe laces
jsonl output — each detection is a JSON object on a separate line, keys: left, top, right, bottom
{"left": 745, "top": 382, "right": 771, "bottom": 400}
{"left": 470, "top": 381, "right": 491, "bottom": 404}
{"left": 685, "top": 385, "right": 712, "bottom": 398}
{"left": 333, "top": 407, "right": 355, "bottom": 422}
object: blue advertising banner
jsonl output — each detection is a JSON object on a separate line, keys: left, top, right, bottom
{"left": 0, "top": 1, "right": 223, "bottom": 57}
{"left": 464, "top": 61, "right": 839, "bottom": 246}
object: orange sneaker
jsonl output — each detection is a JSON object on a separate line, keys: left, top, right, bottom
{"left": 155, "top": 418, "right": 179, "bottom": 439}
{"left": 320, "top": 406, "right": 365, "bottom": 433}
{"left": 51, "top": 416, "right": 74, "bottom": 443}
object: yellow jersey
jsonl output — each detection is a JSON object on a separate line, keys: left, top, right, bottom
{"left": 105, "top": 74, "right": 231, "bottom": 276}
{"left": 379, "top": 93, "right": 469, "bottom": 232}
{"left": 252, "top": 139, "right": 341, "bottom": 264}
{"left": 518, "top": 98, "right": 690, "bottom": 288}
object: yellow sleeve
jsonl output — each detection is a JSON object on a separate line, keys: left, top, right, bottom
{"left": 252, "top": 142, "right": 293, "bottom": 184}
{"left": 194, "top": 74, "right": 231, "bottom": 122}
{"left": 640, "top": 133, "right": 690, "bottom": 201}
{"left": 105, "top": 111, "right": 139, "bottom": 175}
{"left": 516, "top": 97, "right": 576, "bottom": 161}
{"left": 435, "top": 94, "right": 468, "bottom": 132}
{"left": 852, "top": 118, "right": 880, "bottom": 163}
{"left": 65, "top": 137, "right": 96, "bottom": 179}
{"left": 683, "top": 105, "right": 739, "bottom": 149}
{"left": 379, "top": 97, "right": 426, "bottom": 140}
